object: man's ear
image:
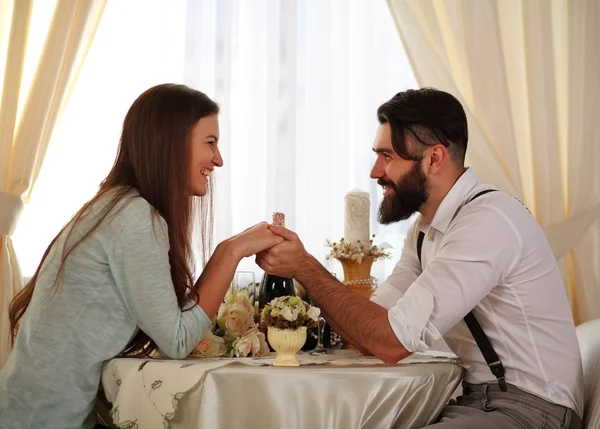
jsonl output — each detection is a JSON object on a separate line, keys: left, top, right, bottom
{"left": 425, "top": 144, "right": 448, "bottom": 174}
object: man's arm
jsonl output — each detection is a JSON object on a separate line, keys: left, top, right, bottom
{"left": 306, "top": 293, "right": 372, "bottom": 356}
{"left": 260, "top": 204, "right": 521, "bottom": 363}
{"left": 318, "top": 222, "right": 422, "bottom": 355}
{"left": 296, "top": 256, "right": 409, "bottom": 364}
{"left": 256, "top": 228, "right": 411, "bottom": 364}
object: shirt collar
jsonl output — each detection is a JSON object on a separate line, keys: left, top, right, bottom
{"left": 420, "top": 168, "right": 479, "bottom": 235}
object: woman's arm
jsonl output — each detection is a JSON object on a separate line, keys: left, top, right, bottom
{"left": 109, "top": 202, "right": 281, "bottom": 359}
{"left": 193, "top": 241, "right": 241, "bottom": 319}
{"left": 195, "top": 222, "right": 285, "bottom": 319}
{"left": 109, "top": 205, "right": 210, "bottom": 359}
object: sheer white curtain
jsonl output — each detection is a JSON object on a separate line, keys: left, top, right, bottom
{"left": 1, "top": 0, "right": 106, "bottom": 367}
{"left": 12, "top": 0, "right": 190, "bottom": 277}
{"left": 13, "top": 0, "right": 417, "bottom": 287}
{"left": 387, "top": 0, "right": 600, "bottom": 323}
{"left": 184, "top": 0, "right": 417, "bottom": 280}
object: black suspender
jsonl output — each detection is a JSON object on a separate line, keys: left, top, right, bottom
{"left": 417, "top": 189, "right": 507, "bottom": 392}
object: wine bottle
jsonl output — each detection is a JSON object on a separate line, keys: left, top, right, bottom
{"left": 258, "top": 212, "right": 296, "bottom": 310}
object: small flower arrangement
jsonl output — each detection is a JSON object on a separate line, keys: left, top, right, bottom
{"left": 260, "top": 296, "right": 320, "bottom": 331}
{"left": 325, "top": 234, "right": 391, "bottom": 264}
{"left": 192, "top": 290, "right": 269, "bottom": 358}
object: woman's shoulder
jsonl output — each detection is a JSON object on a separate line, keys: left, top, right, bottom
{"left": 114, "top": 190, "right": 165, "bottom": 225}
{"left": 91, "top": 188, "right": 167, "bottom": 237}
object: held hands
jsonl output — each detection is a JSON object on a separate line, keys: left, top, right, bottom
{"left": 255, "top": 225, "right": 309, "bottom": 278}
{"left": 229, "top": 222, "right": 284, "bottom": 259}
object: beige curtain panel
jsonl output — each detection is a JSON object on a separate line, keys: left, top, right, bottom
{"left": 0, "top": 0, "right": 106, "bottom": 368}
{"left": 387, "top": 0, "right": 599, "bottom": 324}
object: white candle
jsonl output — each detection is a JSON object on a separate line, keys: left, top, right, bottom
{"left": 344, "top": 189, "right": 370, "bottom": 243}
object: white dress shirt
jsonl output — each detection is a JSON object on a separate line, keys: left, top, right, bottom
{"left": 371, "top": 169, "right": 584, "bottom": 417}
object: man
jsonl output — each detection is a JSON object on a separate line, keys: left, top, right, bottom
{"left": 256, "top": 88, "right": 583, "bottom": 428}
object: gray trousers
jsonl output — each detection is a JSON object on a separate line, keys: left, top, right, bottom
{"left": 423, "top": 382, "right": 582, "bottom": 429}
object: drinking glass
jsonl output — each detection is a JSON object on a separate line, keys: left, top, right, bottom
{"left": 309, "top": 272, "right": 337, "bottom": 355}
{"left": 231, "top": 271, "right": 256, "bottom": 307}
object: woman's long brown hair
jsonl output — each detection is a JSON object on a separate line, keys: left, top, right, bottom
{"left": 9, "top": 84, "right": 219, "bottom": 357}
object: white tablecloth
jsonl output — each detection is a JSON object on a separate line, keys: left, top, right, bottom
{"left": 101, "top": 350, "right": 465, "bottom": 429}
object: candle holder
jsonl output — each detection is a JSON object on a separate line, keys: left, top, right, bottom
{"left": 335, "top": 256, "right": 376, "bottom": 300}
{"left": 326, "top": 236, "right": 391, "bottom": 351}
{"left": 335, "top": 255, "right": 379, "bottom": 351}
{"left": 325, "top": 236, "right": 390, "bottom": 298}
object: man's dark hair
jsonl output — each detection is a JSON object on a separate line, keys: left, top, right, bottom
{"left": 377, "top": 88, "right": 468, "bottom": 165}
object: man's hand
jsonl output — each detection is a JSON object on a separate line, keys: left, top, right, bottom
{"left": 227, "top": 222, "right": 284, "bottom": 260}
{"left": 255, "top": 225, "right": 310, "bottom": 278}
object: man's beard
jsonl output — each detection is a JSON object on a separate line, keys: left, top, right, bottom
{"left": 377, "top": 161, "right": 429, "bottom": 224}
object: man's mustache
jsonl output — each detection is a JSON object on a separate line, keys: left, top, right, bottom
{"left": 377, "top": 179, "right": 398, "bottom": 193}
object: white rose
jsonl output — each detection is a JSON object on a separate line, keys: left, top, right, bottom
{"left": 239, "top": 328, "right": 262, "bottom": 356}
{"left": 307, "top": 306, "right": 321, "bottom": 322}
{"left": 237, "top": 291, "right": 255, "bottom": 315}
{"left": 217, "top": 303, "right": 255, "bottom": 338}
{"left": 193, "top": 330, "right": 227, "bottom": 357}
{"left": 232, "top": 336, "right": 253, "bottom": 357}
{"left": 281, "top": 307, "right": 297, "bottom": 322}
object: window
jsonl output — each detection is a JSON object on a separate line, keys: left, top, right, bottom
{"left": 13, "top": 0, "right": 417, "bottom": 283}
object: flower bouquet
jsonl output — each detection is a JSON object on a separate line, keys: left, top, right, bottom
{"left": 324, "top": 234, "right": 392, "bottom": 301}
{"left": 260, "top": 296, "right": 321, "bottom": 366}
{"left": 192, "top": 290, "right": 269, "bottom": 358}
{"left": 325, "top": 234, "right": 391, "bottom": 264}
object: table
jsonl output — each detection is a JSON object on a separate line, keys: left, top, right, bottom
{"left": 101, "top": 350, "right": 465, "bottom": 429}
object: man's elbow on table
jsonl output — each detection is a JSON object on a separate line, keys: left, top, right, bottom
{"left": 377, "top": 348, "right": 411, "bottom": 365}
{"left": 368, "top": 309, "right": 413, "bottom": 364}
{"left": 373, "top": 340, "right": 412, "bottom": 365}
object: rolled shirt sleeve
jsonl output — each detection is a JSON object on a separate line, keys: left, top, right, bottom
{"left": 371, "top": 222, "right": 422, "bottom": 310}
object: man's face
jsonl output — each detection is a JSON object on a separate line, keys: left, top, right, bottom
{"left": 370, "top": 123, "right": 429, "bottom": 224}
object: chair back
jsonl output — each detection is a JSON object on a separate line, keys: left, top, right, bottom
{"left": 576, "top": 319, "right": 600, "bottom": 428}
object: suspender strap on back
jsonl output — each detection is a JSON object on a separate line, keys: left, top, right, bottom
{"left": 416, "top": 188, "right": 507, "bottom": 392}
{"left": 463, "top": 312, "right": 507, "bottom": 391}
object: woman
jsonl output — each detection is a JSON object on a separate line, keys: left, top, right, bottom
{"left": 0, "top": 84, "right": 282, "bottom": 429}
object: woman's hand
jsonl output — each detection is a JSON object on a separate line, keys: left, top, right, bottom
{"left": 227, "top": 222, "right": 285, "bottom": 259}
{"left": 195, "top": 223, "right": 282, "bottom": 318}
{"left": 255, "top": 225, "right": 309, "bottom": 278}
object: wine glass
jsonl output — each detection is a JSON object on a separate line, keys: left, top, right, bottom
{"left": 310, "top": 316, "right": 329, "bottom": 355}
{"left": 309, "top": 271, "right": 337, "bottom": 355}
{"left": 231, "top": 271, "right": 256, "bottom": 307}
